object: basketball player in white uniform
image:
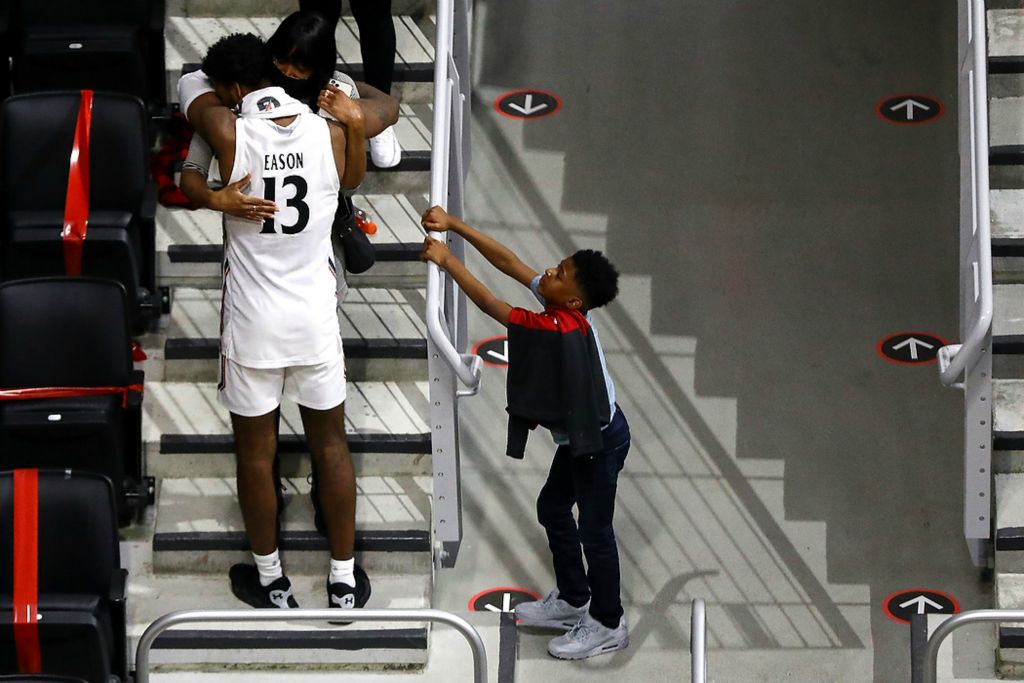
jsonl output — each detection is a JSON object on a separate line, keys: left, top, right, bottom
{"left": 194, "top": 33, "right": 369, "bottom": 613}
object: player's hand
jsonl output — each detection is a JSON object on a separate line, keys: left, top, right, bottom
{"left": 421, "top": 236, "right": 451, "bottom": 268}
{"left": 209, "top": 172, "right": 277, "bottom": 221}
{"left": 421, "top": 206, "right": 453, "bottom": 233}
{"left": 318, "top": 84, "right": 364, "bottom": 127}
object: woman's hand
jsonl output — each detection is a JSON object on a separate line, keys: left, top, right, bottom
{"left": 421, "top": 206, "right": 453, "bottom": 233}
{"left": 318, "top": 84, "right": 365, "bottom": 128}
{"left": 207, "top": 172, "right": 278, "bottom": 221}
{"left": 421, "top": 236, "right": 451, "bottom": 269}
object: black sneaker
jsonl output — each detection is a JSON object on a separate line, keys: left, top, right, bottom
{"left": 327, "top": 564, "right": 371, "bottom": 624}
{"left": 229, "top": 563, "right": 299, "bottom": 609}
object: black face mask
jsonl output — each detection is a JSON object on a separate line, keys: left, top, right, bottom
{"left": 268, "top": 68, "right": 322, "bottom": 107}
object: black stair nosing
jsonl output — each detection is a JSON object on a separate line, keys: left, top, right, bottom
{"left": 995, "top": 334, "right": 1024, "bottom": 354}
{"left": 1000, "top": 626, "right": 1024, "bottom": 649}
{"left": 991, "top": 145, "right": 1024, "bottom": 166}
{"left": 181, "top": 61, "right": 435, "bottom": 84}
{"left": 370, "top": 151, "right": 431, "bottom": 173}
{"left": 993, "top": 238, "right": 1024, "bottom": 258}
{"left": 161, "top": 432, "right": 431, "bottom": 455}
{"left": 153, "top": 529, "right": 430, "bottom": 553}
{"left": 151, "top": 627, "right": 428, "bottom": 651}
{"left": 990, "top": 56, "right": 1024, "bottom": 75}
{"left": 165, "top": 337, "right": 427, "bottom": 360}
{"left": 168, "top": 242, "right": 423, "bottom": 264}
{"left": 998, "top": 526, "right": 1024, "bottom": 551}
{"left": 995, "top": 431, "right": 1024, "bottom": 451}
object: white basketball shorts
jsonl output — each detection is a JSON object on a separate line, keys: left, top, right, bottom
{"left": 217, "top": 353, "right": 347, "bottom": 417}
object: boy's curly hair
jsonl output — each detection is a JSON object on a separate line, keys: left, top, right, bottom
{"left": 571, "top": 249, "right": 619, "bottom": 310}
{"left": 202, "top": 33, "right": 266, "bottom": 90}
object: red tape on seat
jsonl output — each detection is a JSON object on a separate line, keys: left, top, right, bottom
{"left": 0, "top": 385, "right": 144, "bottom": 409}
{"left": 62, "top": 90, "right": 93, "bottom": 276}
{"left": 13, "top": 468, "right": 41, "bottom": 673}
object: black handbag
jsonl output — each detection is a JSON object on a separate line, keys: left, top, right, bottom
{"left": 335, "top": 196, "right": 375, "bottom": 273}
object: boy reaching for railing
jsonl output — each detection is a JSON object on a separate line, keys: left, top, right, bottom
{"left": 420, "top": 206, "right": 632, "bottom": 660}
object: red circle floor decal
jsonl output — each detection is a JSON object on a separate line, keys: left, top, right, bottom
{"left": 494, "top": 89, "right": 562, "bottom": 120}
{"left": 469, "top": 586, "right": 541, "bottom": 614}
{"left": 883, "top": 588, "right": 960, "bottom": 624}
{"left": 876, "top": 94, "right": 944, "bottom": 125}
{"left": 876, "top": 332, "right": 948, "bottom": 365}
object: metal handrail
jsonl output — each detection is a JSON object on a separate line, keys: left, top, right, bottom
{"left": 921, "top": 609, "right": 1024, "bottom": 681}
{"left": 691, "top": 598, "right": 706, "bottom": 683}
{"left": 426, "top": 0, "right": 481, "bottom": 392}
{"left": 134, "top": 608, "right": 488, "bottom": 683}
{"left": 939, "top": 0, "right": 993, "bottom": 386}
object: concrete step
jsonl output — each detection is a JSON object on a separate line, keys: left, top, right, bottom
{"left": 993, "top": 379, "right": 1024, "bottom": 474}
{"left": 143, "top": 379, "right": 431, "bottom": 478}
{"left": 159, "top": 287, "right": 427, "bottom": 383}
{"left": 997, "top": 475, "right": 1024, "bottom": 573}
{"left": 991, "top": 9, "right": 1024, "bottom": 74}
{"left": 170, "top": 0, "right": 434, "bottom": 20}
{"left": 157, "top": 192, "right": 431, "bottom": 289}
{"left": 126, "top": 542, "right": 430, "bottom": 670}
{"left": 152, "top": 475, "right": 431, "bottom": 575}
{"left": 166, "top": 14, "right": 436, "bottom": 104}
{"left": 996, "top": 573, "right": 1024, "bottom": 675}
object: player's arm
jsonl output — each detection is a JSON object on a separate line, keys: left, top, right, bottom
{"left": 319, "top": 86, "right": 365, "bottom": 190}
{"left": 198, "top": 106, "right": 239, "bottom": 182}
{"left": 421, "top": 206, "right": 537, "bottom": 287}
{"left": 421, "top": 237, "right": 512, "bottom": 326}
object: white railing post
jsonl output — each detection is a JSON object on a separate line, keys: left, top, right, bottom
{"left": 940, "top": 0, "right": 993, "bottom": 567}
{"left": 134, "top": 609, "right": 488, "bottom": 683}
{"left": 691, "top": 598, "right": 707, "bottom": 683}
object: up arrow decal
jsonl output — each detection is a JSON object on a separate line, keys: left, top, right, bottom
{"left": 876, "top": 94, "right": 944, "bottom": 124}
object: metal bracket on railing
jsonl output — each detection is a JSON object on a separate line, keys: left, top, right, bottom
{"left": 456, "top": 354, "right": 483, "bottom": 398}
{"left": 937, "top": 344, "right": 965, "bottom": 390}
{"left": 134, "top": 608, "right": 488, "bottom": 683}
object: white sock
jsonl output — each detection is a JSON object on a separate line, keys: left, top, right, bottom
{"left": 253, "top": 549, "right": 283, "bottom": 587}
{"left": 329, "top": 557, "right": 356, "bottom": 588}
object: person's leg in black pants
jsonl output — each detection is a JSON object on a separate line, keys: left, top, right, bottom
{"left": 536, "top": 409, "right": 631, "bottom": 628}
{"left": 349, "top": 0, "right": 396, "bottom": 94}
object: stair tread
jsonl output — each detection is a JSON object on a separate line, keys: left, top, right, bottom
{"left": 127, "top": 571, "right": 431, "bottom": 638}
{"left": 989, "top": 97, "right": 1024, "bottom": 149}
{"left": 165, "top": 287, "right": 427, "bottom": 351}
{"left": 144, "top": 379, "right": 430, "bottom": 443}
{"left": 991, "top": 190, "right": 1024, "bottom": 242}
{"left": 990, "top": 9, "right": 1024, "bottom": 59}
{"left": 158, "top": 192, "right": 430, "bottom": 257}
{"left": 995, "top": 285, "right": 1024, "bottom": 339}
{"left": 166, "top": 15, "right": 435, "bottom": 81}
{"left": 155, "top": 475, "right": 430, "bottom": 537}
{"left": 997, "top": 475, "right": 1024, "bottom": 536}
{"left": 993, "top": 380, "right": 1024, "bottom": 434}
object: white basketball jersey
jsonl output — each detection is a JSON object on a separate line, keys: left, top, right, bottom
{"left": 220, "top": 88, "right": 342, "bottom": 368}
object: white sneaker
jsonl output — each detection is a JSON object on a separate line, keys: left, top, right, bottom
{"left": 369, "top": 125, "right": 402, "bottom": 168}
{"left": 547, "top": 612, "right": 629, "bottom": 660}
{"left": 514, "top": 589, "right": 588, "bottom": 630}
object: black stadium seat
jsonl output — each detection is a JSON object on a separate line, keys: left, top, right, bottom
{"left": 2, "top": 0, "right": 166, "bottom": 113}
{"left": 0, "top": 278, "right": 151, "bottom": 525}
{"left": 0, "top": 91, "right": 162, "bottom": 333}
{"left": 0, "top": 470, "right": 127, "bottom": 683}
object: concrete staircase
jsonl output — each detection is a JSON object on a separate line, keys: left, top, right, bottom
{"left": 124, "top": 2, "right": 438, "bottom": 673}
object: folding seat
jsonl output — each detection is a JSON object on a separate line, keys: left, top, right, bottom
{"left": 0, "top": 469, "right": 128, "bottom": 683}
{"left": 0, "top": 0, "right": 166, "bottom": 114}
{"left": 0, "top": 278, "right": 151, "bottom": 525}
{"left": 0, "top": 91, "right": 164, "bottom": 334}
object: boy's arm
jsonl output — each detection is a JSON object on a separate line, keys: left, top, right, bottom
{"left": 422, "top": 237, "right": 512, "bottom": 326}
{"left": 422, "top": 206, "right": 538, "bottom": 287}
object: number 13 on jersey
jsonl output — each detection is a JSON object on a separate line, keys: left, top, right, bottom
{"left": 261, "top": 174, "right": 310, "bottom": 235}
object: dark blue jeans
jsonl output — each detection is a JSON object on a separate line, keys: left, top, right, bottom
{"left": 536, "top": 407, "right": 630, "bottom": 628}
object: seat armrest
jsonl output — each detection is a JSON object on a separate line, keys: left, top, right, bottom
{"left": 109, "top": 568, "right": 128, "bottom": 603}
{"left": 140, "top": 181, "right": 158, "bottom": 222}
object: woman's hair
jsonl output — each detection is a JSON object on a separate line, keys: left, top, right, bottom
{"left": 266, "top": 11, "right": 337, "bottom": 104}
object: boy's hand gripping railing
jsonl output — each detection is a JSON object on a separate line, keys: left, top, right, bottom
{"left": 936, "top": 0, "right": 994, "bottom": 568}
{"left": 134, "top": 608, "right": 488, "bottom": 682}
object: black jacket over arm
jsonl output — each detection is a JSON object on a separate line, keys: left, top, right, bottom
{"left": 505, "top": 307, "right": 610, "bottom": 459}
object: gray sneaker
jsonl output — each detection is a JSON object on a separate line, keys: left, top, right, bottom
{"left": 548, "top": 612, "right": 629, "bottom": 660}
{"left": 514, "top": 590, "right": 589, "bottom": 629}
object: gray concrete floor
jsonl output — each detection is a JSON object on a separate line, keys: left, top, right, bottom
{"left": 429, "top": 1, "right": 992, "bottom": 681}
